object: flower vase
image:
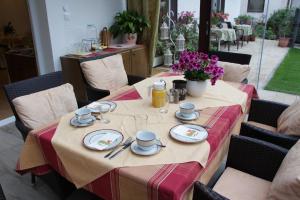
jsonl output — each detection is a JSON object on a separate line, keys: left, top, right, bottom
{"left": 186, "top": 80, "right": 208, "bottom": 97}
{"left": 123, "top": 33, "right": 137, "bottom": 45}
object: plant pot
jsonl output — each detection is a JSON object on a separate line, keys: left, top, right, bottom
{"left": 250, "top": 35, "right": 256, "bottom": 41}
{"left": 186, "top": 80, "right": 208, "bottom": 97}
{"left": 123, "top": 33, "right": 137, "bottom": 45}
{"left": 278, "top": 37, "right": 290, "bottom": 47}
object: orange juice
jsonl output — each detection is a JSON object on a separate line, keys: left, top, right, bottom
{"left": 151, "top": 80, "right": 167, "bottom": 108}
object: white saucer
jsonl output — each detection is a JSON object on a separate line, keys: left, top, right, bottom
{"left": 170, "top": 124, "right": 208, "bottom": 143}
{"left": 70, "top": 116, "right": 96, "bottom": 127}
{"left": 87, "top": 101, "right": 117, "bottom": 113}
{"left": 175, "top": 110, "right": 199, "bottom": 121}
{"left": 130, "top": 140, "right": 162, "bottom": 156}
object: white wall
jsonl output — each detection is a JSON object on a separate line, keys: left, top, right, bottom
{"left": 178, "top": 0, "right": 200, "bottom": 21}
{"left": 28, "top": 0, "right": 126, "bottom": 74}
{"left": 224, "top": 0, "right": 243, "bottom": 23}
{"left": 292, "top": 0, "right": 300, "bottom": 8}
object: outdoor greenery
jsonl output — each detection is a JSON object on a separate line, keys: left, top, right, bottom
{"left": 109, "top": 11, "right": 150, "bottom": 38}
{"left": 235, "top": 15, "right": 253, "bottom": 25}
{"left": 254, "top": 24, "right": 276, "bottom": 40}
{"left": 265, "top": 48, "right": 300, "bottom": 95}
{"left": 267, "top": 8, "right": 295, "bottom": 38}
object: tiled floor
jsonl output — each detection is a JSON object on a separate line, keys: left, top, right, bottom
{"left": 0, "top": 123, "right": 59, "bottom": 200}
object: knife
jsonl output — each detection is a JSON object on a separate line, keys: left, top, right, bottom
{"left": 104, "top": 137, "right": 132, "bottom": 158}
{"left": 109, "top": 140, "right": 135, "bottom": 159}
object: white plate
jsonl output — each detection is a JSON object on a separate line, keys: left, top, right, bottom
{"left": 170, "top": 124, "right": 208, "bottom": 143}
{"left": 130, "top": 140, "right": 162, "bottom": 156}
{"left": 70, "top": 116, "right": 96, "bottom": 127}
{"left": 87, "top": 101, "right": 117, "bottom": 113}
{"left": 175, "top": 110, "right": 199, "bottom": 121}
{"left": 83, "top": 129, "right": 123, "bottom": 151}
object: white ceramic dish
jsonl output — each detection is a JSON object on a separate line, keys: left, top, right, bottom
{"left": 87, "top": 101, "right": 117, "bottom": 113}
{"left": 83, "top": 129, "right": 123, "bottom": 151}
{"left": 130, "top": 140, "right": 162, "bottom": 156}
{"left": 70, "top": 116, "right": 96, "bottom": 127}
{"left": 175, "top": 110, "right": 199, "bottom": 121}
{"left": 169, "top": 124, "right": 208, "bottom": 143}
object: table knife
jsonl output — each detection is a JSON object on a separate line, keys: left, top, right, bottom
{"left": 109, "top": 140, "right": 135, "bottom": 159}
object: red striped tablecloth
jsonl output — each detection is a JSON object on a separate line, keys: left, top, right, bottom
{"left": 17, "top": 76, "right": 257, "bottom": 200}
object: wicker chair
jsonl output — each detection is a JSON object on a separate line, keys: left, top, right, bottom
{"left": 0, "top": 184, "right": 6, "bottom": 200}
{"left": 240, "top": 99, "right": 300, "bottom": 149}
{"left": 3, "top": 71, "right": 84, "bottom": 199}
{"left": 192, "top": 135, "right": 289, "bottom": 200}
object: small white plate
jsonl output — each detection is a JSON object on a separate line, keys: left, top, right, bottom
{"left": 175, "top": 110, "right": 199, "bottom": 121}
{"left": 83, "top": 129, "right": 123, "bottom": 151}
{"left": 170, "top": 124, "right": 208, "bottom": 143}
{"left": 87, "top": 101, "right": 117, "bottom": 113}
{"left": 130, "top": 140, "right": 162, "bottom": 156}
{"left": 70, "top": 116, "right": 96, "bottom": 127}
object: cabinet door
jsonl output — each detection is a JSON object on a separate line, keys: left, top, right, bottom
{"left": 131, "top": 47, "right": 149, "bottom": 77}
{"left": 121, "top": 50, "right": 131, "bottom": 74}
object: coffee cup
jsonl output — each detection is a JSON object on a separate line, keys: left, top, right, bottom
{"left": 136, "top": 131, "right": 157, "bottom": 151}
{"left": 179, "top": 102, "right": 195, "bottom": 118}
{"left": 75, "top": 108, "right": 92, "bottom": 124}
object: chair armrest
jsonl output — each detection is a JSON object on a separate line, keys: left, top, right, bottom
{"left": 248, "top": 99, "right": 288, "bottom": 127}
{"left": 127, "top": 75, "right": 145, "bottom": 85}
{"left": 15, "top": 119, "right": 31, "bottom": 141}
{"left": 86, "top": 84, "right": 110, "bottom": 102}
{"left": 192, "top": 182, "right": 229, "bottom": 200}
{"left": 226, "top": 135, "right": 288, "bottom": 182}
{"left": 240, "top": 122, "right": 299, "bottom": 149}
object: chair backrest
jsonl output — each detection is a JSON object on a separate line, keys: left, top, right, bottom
{"left": 208, "top": 51, "right": 252, "bottom": 65}
{"left": 225, "top": 22, "right": 233, "bottom": 29}
{"left": 235, "top": 29, "right": 244, "bottom": 38}
{"left": 3, "top": 71, "right": 64, "bottom": 121}
{"left": 210, "top": 32, "right": 220, "bottom": 42}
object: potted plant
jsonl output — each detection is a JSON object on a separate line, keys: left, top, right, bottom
{"left": 110, "top": 11, "right": 150, "bottom": 45}
{"left": 171, "top": 51, "right": 224, "bottom": 97}
{"left": 278, "top": 20, "right": 292, "bottom": 47}
{"left": 211, "top": 12, "right": 229, "bottom": 28}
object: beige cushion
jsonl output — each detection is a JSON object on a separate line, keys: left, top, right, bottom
{"left": 277, "top": 101, "right": 300, "bottom": 136}
{"left": 219, "top": 61, "right": 250, "bottom": 83}
{"left": 248, "top": 121, "right": 277, "bottom": 132}
{"left": 80, "top": 54, "right": 128, "bottom": 91}
{"left": 12, "top": 83, "right": 78, "bottom": 129}
{"left": 213, "top": 167, "right": 271, "bottom": 200}
{"left": 267, "top": 140, "right": 300, "bottom": 200}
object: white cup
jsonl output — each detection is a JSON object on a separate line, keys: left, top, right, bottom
{"left": 136, "top": 131, "right": 157, "bottom": 151}
{"left": 75, "top": 108, "right": 92, "bottom": 124}
{"left": 179, "top": 102, "right": 195, "bottom": 118}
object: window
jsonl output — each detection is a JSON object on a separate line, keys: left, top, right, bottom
{"left": 247, "top": 0, "right": 265, "bottom": 12}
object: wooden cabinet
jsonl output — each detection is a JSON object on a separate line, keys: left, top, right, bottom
{"left": 121, "top": 46, "right": 149, "bottom": 77}
{"left": 61, "top": 45, "right": 149, "bottom": 102}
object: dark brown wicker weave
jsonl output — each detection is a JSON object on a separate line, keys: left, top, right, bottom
{"left": 241, "top": 99, "right": 299, "bottom": 149}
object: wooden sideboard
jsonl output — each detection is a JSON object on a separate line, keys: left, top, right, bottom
{"left": 61, "top": 45, "right": 149, "bottom": 101}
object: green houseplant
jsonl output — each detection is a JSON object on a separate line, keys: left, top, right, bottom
{"left": 110, "top": 11, "right": 150, "bottom": 44}
{"left": 236, "top": 15, "right": 253, "bottom": 25}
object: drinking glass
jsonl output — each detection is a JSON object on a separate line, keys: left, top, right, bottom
{"left": 159, "top": 94, "right": 170, "bottom": 114}
{"left": 99, "top": 104, "right": 110, "bottom": 124}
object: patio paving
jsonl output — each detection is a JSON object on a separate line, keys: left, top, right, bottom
{"left": 221, "top": 38, "right": 300, "bottom": 105}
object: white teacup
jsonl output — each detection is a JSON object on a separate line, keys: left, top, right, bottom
{"left": 179, "top": 102, "right": 195, "bottom": 118}
{"left": 136, "top": 131, "right": 157, "bottom": 151}
{"left": 75, "top": 108, "right": 92, "bottom": 124}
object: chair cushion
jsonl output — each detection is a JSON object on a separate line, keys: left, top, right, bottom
{"left": 277, "top": 101, "right": 300, "bottom": 136}
{"left": 213, "top": 167, "right": 271, "bottom": 200}
{"left": 247, "top": 121, "right": 277, "bottom": 132}
{"left": 12, "top": 83, "right": 78, "bottom": 129}
{"left": 218, "top": 61, "right": 250, "bottom": 83}
{"left": 267, "top": 140, "right": 300, "bottom": 200}
{"left": 80, "top": 54, "right": 128, "bottom": 91}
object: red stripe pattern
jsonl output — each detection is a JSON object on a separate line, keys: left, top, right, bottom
{"left": 16, "top": 79, "right": 257, "bottom": 200}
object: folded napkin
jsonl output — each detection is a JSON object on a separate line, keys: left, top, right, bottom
{"left": 88, "top": 133, "right": 120, "bottom": 150}
{"left": 173, "top": 125, "right": 205, "bottom": 140}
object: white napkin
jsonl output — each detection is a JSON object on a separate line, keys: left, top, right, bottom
{"left": 88, "top": 133, "right": 120, "bottom": 150}
{"left": 173, "top": 125, "right": 204, "bottom": 140}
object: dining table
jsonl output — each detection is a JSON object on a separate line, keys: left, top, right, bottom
{"left": 16, "top": 72, "right": 258, "bottom": 200}
{"left": 211, "top": 28, "right": 237, "bottom": 42}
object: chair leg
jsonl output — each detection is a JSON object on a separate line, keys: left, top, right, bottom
{"left": 31, "top": 173, "right": 36, "bottom": 185}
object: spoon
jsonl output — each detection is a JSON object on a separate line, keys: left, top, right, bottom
{"left": 104, "top": 137, "right": 133, "bottom": 158}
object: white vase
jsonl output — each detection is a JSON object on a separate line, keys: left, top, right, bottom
{"left": 123, "top": 33, "right": 137, "bottom": 45}
{"left": 186, "top": 80, "right": 208, "bottom": 97}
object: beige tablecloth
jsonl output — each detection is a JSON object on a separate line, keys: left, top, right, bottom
{"left": 52, "top": 99, "right": 211, "bottom": 187}
{"left": 134, "top": 76, "right": 248, "bottom": 112}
